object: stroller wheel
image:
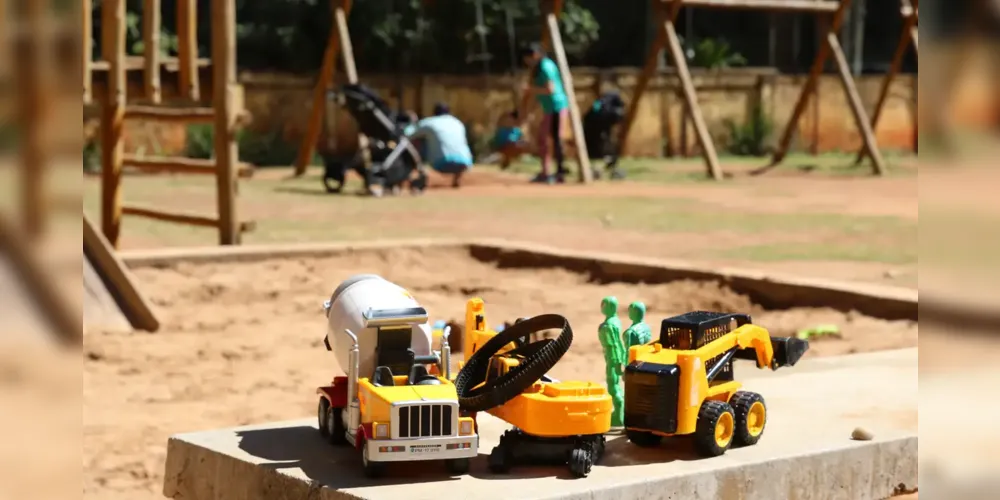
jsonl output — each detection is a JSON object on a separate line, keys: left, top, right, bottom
{"left": 322, "top": 157, "right": 348, "bottom": 193}
{"left": 410, "top": 172, "right": 428, "bottom": 195}
{"left": 323, "top": 177, "right": 345, "bottom": 193}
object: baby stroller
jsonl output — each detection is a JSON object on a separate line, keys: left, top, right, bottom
{"left": 322, "top": 83, "right": 426, "bottom": 196}
{"left": 583, "top": 92, "right": 627, "bottom": 180}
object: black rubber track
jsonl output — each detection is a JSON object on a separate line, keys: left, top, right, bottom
{"left": 455, "top": 313, "right": 573, "bottom": 413}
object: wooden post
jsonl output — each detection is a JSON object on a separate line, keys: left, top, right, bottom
{"left": 853, "top": 0, "right": 915, "bottom": 165}
{"left": 83, "top": 0, "right": 93, "bottom": 104}
{"left": 294, "top": 0, "right": 354, "bottom": 176}
{"left": 662, "top": 1, "right": 722, "bottom": 180}
{"left": 101, "top": 0, "right": 126, "bottom": 247}
{"left": 176, "top": 0, "right": 199, "bottom": 101}
{"left": 143, "top": 0, "right": 162, "bottom": 103}
{"left": 20, "top": 0, "right": 47, "bottom": 238}
{"left": 212, "top": 0, "right": 239, "bottom": 244}
{"left": 617, "top": 0, "right": 668, "bottom": 157}
{"left": 827, "top": 33, "right": 885, "bottom": 175}
{"left": 542, "top": 0, "right": 593, "bottom": 183}
{"left": 0, "top": 214, "right": 82, "bottom": 345}
{"left": 771, "top": 0, "right": 852, "bottom": 165}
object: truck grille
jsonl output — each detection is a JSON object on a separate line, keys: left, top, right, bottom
{"left": 397, "top": 404, "right": 453, "bottom": 438}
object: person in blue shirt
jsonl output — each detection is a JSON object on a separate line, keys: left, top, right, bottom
{"left": 404, "top": 103, "right": 474, "bottom": 188}
{"left": 519, "top": 43, "right": 570, "bottom": 184}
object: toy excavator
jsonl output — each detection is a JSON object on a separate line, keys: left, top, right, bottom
{"left": 455, "top": 298, "right": 612, "bottom": 477}
{"left": 624, "top": 311, "right": 810, "bottom": 457}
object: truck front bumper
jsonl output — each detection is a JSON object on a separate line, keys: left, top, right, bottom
{"left": 365, "top": 434, "right": 479, "bottom": 462}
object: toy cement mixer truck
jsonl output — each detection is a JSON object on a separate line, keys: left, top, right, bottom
{"left": 316, "top": 274, "right": 479, "bottom": 478}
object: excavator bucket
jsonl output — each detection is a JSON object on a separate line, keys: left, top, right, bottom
{"left": 770, "top": 336, "right": 810, "bottom": 368}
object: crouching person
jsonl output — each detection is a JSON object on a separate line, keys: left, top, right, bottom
{"left": 404, "top": 103, "right": 474, "bottom": 188}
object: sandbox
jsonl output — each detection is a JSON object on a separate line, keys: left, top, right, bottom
{"left": 82, "top": 240, "right": 918, "bottom": 499}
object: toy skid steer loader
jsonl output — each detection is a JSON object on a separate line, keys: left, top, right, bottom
{"left": 624, "top": 311, "right": 809, "bottom": 457}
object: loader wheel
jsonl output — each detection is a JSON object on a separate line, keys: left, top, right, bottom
{"left": 730, "top": 391, "right": 767, "bottom": 447}
{"left": 694, "top": 400, "right": 736, "bottom": 457}
{"left": 317, "top": 398, "right": 331, "bottom": 438}
{"left": 326, "top": 406, "right": 347, "bottom": 445}
{"left": 626, "top": 430, "right": 663, "bottom": 448}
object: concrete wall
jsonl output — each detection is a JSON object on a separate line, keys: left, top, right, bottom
{"left": 87, "top": 62, "right": 997, "bottom": 162}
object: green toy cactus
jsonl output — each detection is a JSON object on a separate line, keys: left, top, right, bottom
{"left": 598, "top": 296, "right": 626, "bottom": 428}
{"left": 623, "top": 301, "right": 652, "bottom": 351}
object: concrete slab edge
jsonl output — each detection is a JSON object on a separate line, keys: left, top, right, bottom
{"left": 118, "top": 239, "right": 917, "bottom": 322}
{"left": 162, "top": 434, "right": 917, "bottom": 500}
{"left": 545, "top": 436, "right": 918, "bottom": 500}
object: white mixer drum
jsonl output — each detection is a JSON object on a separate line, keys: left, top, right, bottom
{"left": 325, "top": 274, "right": 433, "bottom": 378}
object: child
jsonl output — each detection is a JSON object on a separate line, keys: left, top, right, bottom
{"left": 492, "top": 110, "right": 528, "bottom": 170}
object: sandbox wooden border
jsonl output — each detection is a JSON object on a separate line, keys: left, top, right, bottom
{"left": 119, "top": 238, "right": 918, "bottom": 322}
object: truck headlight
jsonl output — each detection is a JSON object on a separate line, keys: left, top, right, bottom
{"left": 459, "top": 418, "right": 474, "bottom": 436}
{"left": 375, "top": 423, "right": 388, "bottom": 439}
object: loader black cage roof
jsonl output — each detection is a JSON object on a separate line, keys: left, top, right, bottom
{"left": 659, "top": 311, "right": 753, "bottom": 350}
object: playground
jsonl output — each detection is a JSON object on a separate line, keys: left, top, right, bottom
{"left": 65, "top": 0, "right": 940, "bottom": 498}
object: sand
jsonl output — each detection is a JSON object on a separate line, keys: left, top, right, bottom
{"left": 82, "top": 248, "right": 917, "bottom": 499}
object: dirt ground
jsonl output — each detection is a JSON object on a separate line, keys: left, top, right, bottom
{"left": 82, "top": 248, "right": 918, "bottom": 499}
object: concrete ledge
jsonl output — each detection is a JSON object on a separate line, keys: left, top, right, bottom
{"left": 119, "top": 239, "right": 917, "bottom": 322}
{"left": 162, "top": 349, "right": 917, "bottom": 500}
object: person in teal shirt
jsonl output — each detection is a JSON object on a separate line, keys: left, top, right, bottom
{"left": 492, "top": 110, "right": 528, "bottom": 170}
{"left": 518, "top": 43, "right": 570, "bottom": 184}
{"left": 404, "top": 103, "right": 474, "bottom": 188}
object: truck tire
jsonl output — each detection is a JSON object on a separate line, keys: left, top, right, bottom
{"left": 694, "top": 400, "right": 736, "bottom": 457}
{"left": 327, "top": 406, "right": 347, "bottom": 446}
{"left": 730, "top": 391, "right": 767, "bottom": 447}
{"left": 362, "top": 445, "right": 385, "bottom": 478}
{"left": 455, "top": 314, "right": 573, "bottom": 413}
{"left": 445, "top": 458, "right": 470, "bottom": 475}
{"left": 317, "top": 398, "right": 331, "bottom": 438}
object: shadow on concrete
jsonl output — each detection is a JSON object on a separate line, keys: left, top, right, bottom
{"left": 467, "top": 435, "right": 702, "bottom": 481}
{"left": 601, "top": 434, "right": 702, "bottom": 467}
{"left": 236, "top": 425, "right": 463, "bottom": 489}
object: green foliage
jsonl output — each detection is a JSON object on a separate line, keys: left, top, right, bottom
{"left": 682, "top": 37, "right": 747, "bottom": 69}
{"left": 723, "top": 105, "right": 774, "bottom": 157}
{"left": 185, "top": 124, "right": 216, "bottom": 160}
{"left": 559, "top": 2, "right": 600, "bottom": 60}
{"left": 185, "top": 124, "right": 314, "bottom": 167}
{"left": 83, "top": 140, "right": 102, "bottom": 173}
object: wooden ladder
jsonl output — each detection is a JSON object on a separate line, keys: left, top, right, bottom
{"left": 87, "top": 0, "right": 254, "bottom": 247}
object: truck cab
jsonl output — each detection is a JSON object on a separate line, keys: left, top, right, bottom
{"left": 318, "top": 306, "right": 478, "bottom": 477}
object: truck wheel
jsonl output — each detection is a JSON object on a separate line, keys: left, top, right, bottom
{"left": 730, "top": 391, "right": 767, "bottom": 447}
{"left": 326, "top": 406, "right": 347, "bottom": 445}
{"left": 445, "top": 458, "right": 470, "bottom": 475}
{"left": 362, "top": 445, "right": 386, "bottom": 478}
{"left": 317, "top": 398, "right": 331, "bottom": 438}
{"left": 568, "top": 447, "right": 594, "bottom": 478}
{"left": 694, "top": 400, "right": 736, "bottom": 457}
{"left": 488, "top": 445, "right": 511, "bottom": 474}
{"left": 626, "top": 430, "right": 662, "bottom": 448}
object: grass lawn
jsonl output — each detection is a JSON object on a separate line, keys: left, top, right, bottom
{"left": 81, "top": 152, "right": 917, "bottom": 287}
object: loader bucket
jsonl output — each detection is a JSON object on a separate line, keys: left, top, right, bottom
{"left": 770, "top": 336, "right": 809, "bottom": 368}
